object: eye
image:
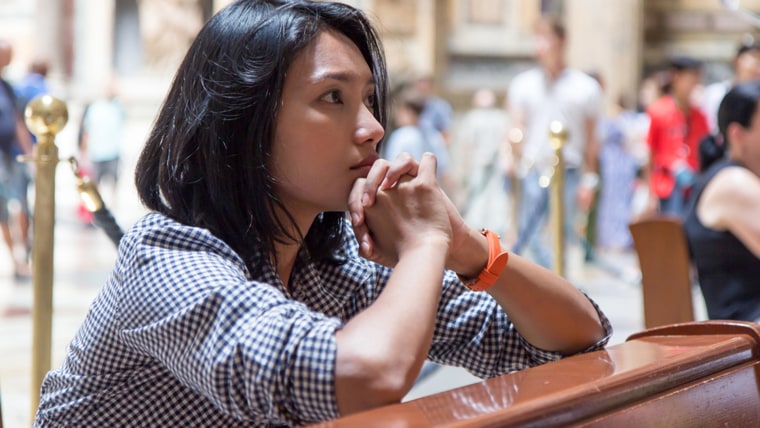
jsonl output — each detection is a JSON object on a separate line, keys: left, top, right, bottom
{"left": 320, "top": 90, "right": 342, "bottom": 104}
{"left": 364, "top": 93, "right": 376, "bottom": 109}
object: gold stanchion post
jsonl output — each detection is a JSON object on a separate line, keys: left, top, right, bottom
{"left": 548, "top": 121, "right": 567, "bottom": 277}
{"left": 23, "top": 95, "right": 68, "bottom": 419}
{"left": 508, "top": 128, "right": 523, "bottom": 235}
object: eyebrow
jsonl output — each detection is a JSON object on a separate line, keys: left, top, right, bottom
{"left": 310, "top": 71, "right": 375, "bottom": 86}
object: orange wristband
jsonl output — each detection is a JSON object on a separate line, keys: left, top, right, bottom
{"left": 459, "top": 229, "right": 509, "bottom": 292}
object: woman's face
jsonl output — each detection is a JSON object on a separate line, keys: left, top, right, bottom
{"left": 737, "top": 101, "right": 760, "bottom": 170}
{"left": 271, "top": 29, "right": 384, "bottom": 222}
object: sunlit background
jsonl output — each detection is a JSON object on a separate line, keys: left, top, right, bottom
{"left": 0, "top": 1, "right": 757, "bottom": 427}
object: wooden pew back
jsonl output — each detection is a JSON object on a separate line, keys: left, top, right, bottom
{"left": 312, "top": 321, "right": 760, "bottom": 427}
{"left": 629, "top": 216, "right": 695, "bottom": 328}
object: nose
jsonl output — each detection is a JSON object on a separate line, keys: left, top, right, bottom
{"left": 355, "top": 104, "right": 385, "bottom": 148}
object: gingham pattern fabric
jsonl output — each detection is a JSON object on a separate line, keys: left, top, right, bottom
{"left": 34, "top": 213, "right": 611, "bottom": 427}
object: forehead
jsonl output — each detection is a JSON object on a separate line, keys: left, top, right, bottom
{"left": 534, "top": 22, "right": 561, "bottom": 39}
{"left": 673, "top": 68, "right": 701, "bottom": 78}
{"left": 287, "top": 29, "right": 372, "bottom": 83}
{"left": 738, "top": 49, "right": 760, "bottom": 60}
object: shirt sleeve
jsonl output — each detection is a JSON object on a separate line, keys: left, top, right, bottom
{"left": 584, "top": 77, "right": 604, "bottom": 119}
{"left": 427, "top": 129, "right": 450, "bottom": 173}
{"left": 507, "top": 75, "right": 526, "bottom": 113}
{"left": 426, "top": 271, "right": 612, "bottom": 378}
{"left": 116, "top": 230, "right": 343, "bottom": 426}
{"left": 646, "top": 107, "right": 660, "bottom": 153}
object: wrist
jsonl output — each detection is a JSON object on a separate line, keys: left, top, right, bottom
{"left": 457, "top": 229, "right": 509, "bottom": 292}
{"left": 399, "top": 234, "right": 450, "bottom": 260}
{"left": 448, "top": 227, "right": 488, "bottom": 278}
{"left": 580, "top": 171, "right": 600, "bottom": 190}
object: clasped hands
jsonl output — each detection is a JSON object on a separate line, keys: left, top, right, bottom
{"left": 348, "top": 152, "right": 488, "bottom": 278}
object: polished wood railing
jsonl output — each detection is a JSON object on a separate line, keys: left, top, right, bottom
{"left": 312, "top": 321, "right": 760, "bottom": 427}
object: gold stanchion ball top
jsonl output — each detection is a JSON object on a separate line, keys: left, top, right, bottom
{"left": 24, "top": 94, "right": 68, "bottom": 137}
{"left": 548, "top": 120, "right": 568, "bottom": 141}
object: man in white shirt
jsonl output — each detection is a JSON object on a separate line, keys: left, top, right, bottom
{"left": 508, "top": 16, "right": 602, "bottom": 270}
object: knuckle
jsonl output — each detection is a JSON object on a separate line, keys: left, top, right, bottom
{"left": 396, "top": 152, "right": 414, "bottom": 164}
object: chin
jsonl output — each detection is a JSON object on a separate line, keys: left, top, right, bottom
{"left": 330, "top": 204, "right": 350, "bottom": 213}
{"left": 318, "top": 201, "right": 349, "bottom": 215}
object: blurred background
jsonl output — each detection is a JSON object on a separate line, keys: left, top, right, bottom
{"left": 0, "top": 0, "right": 756, "bottom": 427}
{"left": 1, "top": 0, "right": 756, "bottom": 119}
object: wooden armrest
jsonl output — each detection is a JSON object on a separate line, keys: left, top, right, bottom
{"left": 311, "top": 321, "right": 760, "bottom": 427}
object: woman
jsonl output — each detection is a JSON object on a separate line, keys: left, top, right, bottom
{"left": 684, "top": 80, "right": 760, "bottom": 322}
{"left": 34, "top": 1, "right": 609, "bottom": 426}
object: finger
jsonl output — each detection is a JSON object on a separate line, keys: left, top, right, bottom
{"left": 360, "top": 231, "right": 374, "bottom": 259}
{"left": 348, "top": 178, "right": 367, "bottom": 226}
{"left": 381, "top": 152, "right": 419, "bottom": 190}
{"left": 417, "top": 152, "right": 439, "bottom": 183}
{"left": 353, "top": 222, "right": 374, "bottom": 258}
{"left": 362, "top": 159, "right": 391, "bottom": 207}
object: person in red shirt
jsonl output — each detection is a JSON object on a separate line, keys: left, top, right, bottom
{"left": 645, "top": 56, "right": 709, "bottom": 216}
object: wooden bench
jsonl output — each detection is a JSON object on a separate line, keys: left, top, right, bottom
{"left": 629, "top": 216, "right": 695, "bottom": 328}
{"left": 311, "top": 321, "right": 760, "bottom": 427}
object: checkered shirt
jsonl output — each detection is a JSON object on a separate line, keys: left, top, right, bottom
{"left": 33, "top": 212, "right": 611, "bottom": 427}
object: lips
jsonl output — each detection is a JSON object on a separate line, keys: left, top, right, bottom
{"left": 351, "top": 154, "right": 378, "bottom": 170}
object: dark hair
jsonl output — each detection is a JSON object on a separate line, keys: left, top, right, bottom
{"left": 660, "top": 56, "right": 701, "bottom": 95}
{"left": 397, "top": 90, "right": 427, "bottom": 117}
{"left": 668, "top": 55, "right": 702, "bottom": 72}
{"left": 135, "top": 0, "right": 388, "bottom": 274}
{"left": 737, "top": 38, "right": 760, "bottom": 57}
{"left": 30, "top": 59, "right": 48, "bottom": 77}
{"left": 535, "top": 15, "right": 565, "bottom": 41}
{"left": 699, "top": 79, "right": 760, "bottom": 171}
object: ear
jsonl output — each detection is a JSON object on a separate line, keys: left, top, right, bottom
{"left": 726, "top": 122, "right": 745, "bottom": 153}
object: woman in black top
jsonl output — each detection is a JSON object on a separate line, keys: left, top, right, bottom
{"left": 684, "top": 80, "right": 760, "bottom": 322}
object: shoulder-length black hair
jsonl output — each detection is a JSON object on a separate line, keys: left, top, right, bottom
{"left": 700, "top": 79, "right": 760, "bottom": 172}
{"left": 135, "top": 0, "right": 388, "bottom": 274}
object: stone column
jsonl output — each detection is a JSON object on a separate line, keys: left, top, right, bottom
{"left": 430, "top": 0, "right": 448, "bottom": 92}
{"left": 72, "top": 0, "right": 115, "bottom": 98}
{"left": 214, "top": 0, "right": 233, "bottom": 13}
{"left": 34, "top": 0, "right": 68, "bottom": 79}
{"left": 515, "top": 0, "right": 541, "bottom": 35}
{"left": 565, "top": 0, "right": 644, "bottom": 113}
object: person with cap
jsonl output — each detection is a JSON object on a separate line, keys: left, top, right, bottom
{"left": 644, "top": 56, "right": 710, "bottom": 216}
{"left": 701, "top": 38, "right": 760, "bottom": 134}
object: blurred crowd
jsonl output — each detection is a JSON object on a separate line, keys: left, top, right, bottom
{"left": 383, "top": 17, "right": 760, "bottom": 272}
{"left": 0, "top": 38, "right": 125, "bottom": 280}
{"left": 1, "top": 13, "right": 759, "bottom": 278}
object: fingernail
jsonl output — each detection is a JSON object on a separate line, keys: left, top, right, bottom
{"left": 351, "top": 212, "right": 360, "bottom": 226}
{"left": 361, "top": 192, "right": 370, "bottom": 206}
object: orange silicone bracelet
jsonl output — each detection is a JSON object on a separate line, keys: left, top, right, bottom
{"left": 464, "top": 229, "right": 509, "bottom": 292}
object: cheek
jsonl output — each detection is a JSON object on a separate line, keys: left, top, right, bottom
{"left": 275, "top": 144, "right": 337, "bottom": 187}
{"left": 275, "top": 149, "right": 314, "bottom": 184}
